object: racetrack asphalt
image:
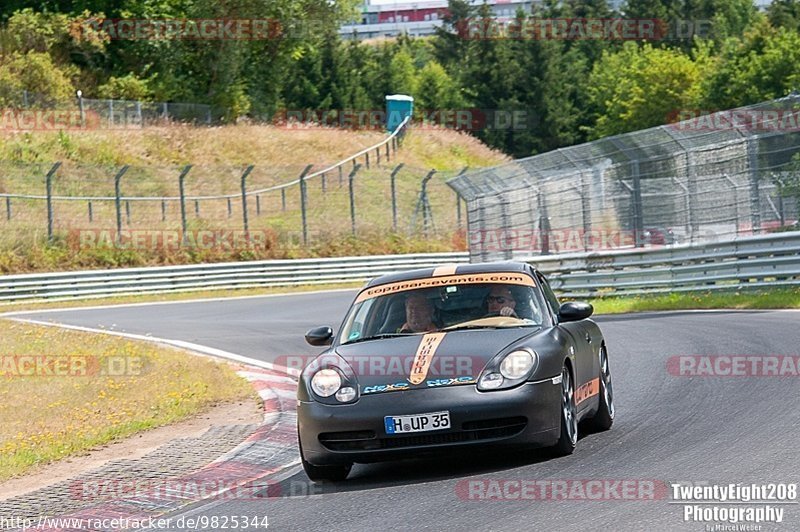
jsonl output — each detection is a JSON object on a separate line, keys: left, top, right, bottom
{"left": 8, "top": 293, "right": 800, "bottom": 531}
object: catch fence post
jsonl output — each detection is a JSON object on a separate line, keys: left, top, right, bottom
{"left": 45, "top": 162, "right": 61, "bottom": 243}
{"left": 178, "top": 165, "right": 192, "bottom": 243}
{"left": 349, "top": 164, "right": 362, "bottom": 236}
{"left": 299, "top": 164, "right": 314, "bottom": 246}
{"left": 390, "top": 163, "right": 404, "bottom": 232}
{"left": 240, "top": 165, "right": 254, "bottom": 235}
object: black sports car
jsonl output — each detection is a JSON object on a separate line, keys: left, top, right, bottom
{"left": 297, "top": 261, "right": 614, "bottom": 481}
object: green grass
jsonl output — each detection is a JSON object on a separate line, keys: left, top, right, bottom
{"left": 587, "top": 287, "right": 800, "bottom": 315}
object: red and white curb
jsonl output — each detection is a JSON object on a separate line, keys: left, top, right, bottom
{"left": 17, "top": 360, "right": 302, "bottom": 531}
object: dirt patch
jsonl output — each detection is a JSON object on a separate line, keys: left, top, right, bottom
{"left": 0, "top": 399, "right": 262, "bottom": 501}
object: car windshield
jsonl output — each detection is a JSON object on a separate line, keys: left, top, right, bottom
{"left": 339, "top": 282, "right": 545, "bottom": 344}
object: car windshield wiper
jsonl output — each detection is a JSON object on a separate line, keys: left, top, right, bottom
{"left": 443, "top": 324, "right": 502, "bottom": 331}
{"left": 343, "top": 332, "right": 416, "bottom": 344}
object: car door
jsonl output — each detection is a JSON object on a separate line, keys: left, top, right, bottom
{"left": 535, "top": 271, "right": 598, "bottom": 415}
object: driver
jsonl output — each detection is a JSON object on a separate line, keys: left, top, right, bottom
{"left": 486, "top": 285, "right": 517, "bottom": 317}
{"left": 398, "top": 293, "right": 438, "bottom": 333}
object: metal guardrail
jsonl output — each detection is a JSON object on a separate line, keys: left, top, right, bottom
{"left": 0, "top": 252, "right": 469, "bottom": 303}
{"left": 1, "top": 232, "right": 798, "bottom": 303}
{"left": 520, "top": 231, "right": 800, "bottom": 298}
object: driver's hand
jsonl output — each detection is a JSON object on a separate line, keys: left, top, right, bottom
{"left": 499, "top": 306, "right": 515, "bottom": 317}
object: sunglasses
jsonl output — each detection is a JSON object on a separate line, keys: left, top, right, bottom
{"left": 487, "top": 296, "right": 511, "bottom": 304}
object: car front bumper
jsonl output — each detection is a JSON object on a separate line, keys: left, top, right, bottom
{"left": 298, "top": 378, "right": 561, "bottom": 465}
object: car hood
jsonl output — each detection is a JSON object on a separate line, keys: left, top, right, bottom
{"left": 334, "top": 327, "right": 539, "bottom": 393}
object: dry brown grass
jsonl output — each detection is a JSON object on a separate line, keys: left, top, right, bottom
{"left": 0, "top": 319, "right": 255, "bottom": 481}
{"left": 0, "top": 123, "right": 495, "bottom": 274}
{"left": 0, "top": 123, "right": 508, "bottom": 168}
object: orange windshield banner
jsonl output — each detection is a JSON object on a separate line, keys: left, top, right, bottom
{"left": 355, "top": 272, "right": 536, "bottom": 303}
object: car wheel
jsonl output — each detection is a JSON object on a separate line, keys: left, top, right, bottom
{"left": 298, "top": 434, "right": 352, "bottom": 482}
{"left": 553, "top": 365, "right": 578, "bottom": 455}
{"left": 587, "top": 345, "right": 615, "bottom": 431}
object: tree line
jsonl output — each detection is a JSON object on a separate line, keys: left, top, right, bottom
{"left": 0, "top": 0, "right": 799, "bottom": 157}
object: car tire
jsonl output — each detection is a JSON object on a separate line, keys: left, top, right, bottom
{"left": 299, "top": 434, "right": 352, "bottom": 482}
{"left": 587, "top": 345, "right": 615, "bottom": 432}
{"left": 552, "top": 365, "right": 578, "bottom": 456}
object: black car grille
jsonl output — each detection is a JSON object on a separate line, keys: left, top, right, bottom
{"left": 462, "top": 416, "right": 526, "bottom": 431}
{"left": 318, "top": 417, "right": 527, "bottom": 452}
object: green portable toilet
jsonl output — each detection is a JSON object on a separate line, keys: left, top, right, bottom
{"left": 385, "top": 94, "right": 414, "bottom": 132}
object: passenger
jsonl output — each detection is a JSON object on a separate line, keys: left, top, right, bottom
{"left": 399, "top": 293, "right": 438, "bottom": 333}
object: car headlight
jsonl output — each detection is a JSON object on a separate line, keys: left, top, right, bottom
{"left": 500, "top": 350, "right": 535, "bottom": 379}
{"left": 335, "top": 386, "right": 357, "bottom": 402}
{"left": 300, "top": 353, "right": 361, "bottom": 404}
{"left": 478, "top": 348, "right": 538, "bottom": 391}
{"left": 478, "top": 372, "right": 504, "bottom": 390}
{"left": 311, "top": 368, "right": 342, "bottom": 397}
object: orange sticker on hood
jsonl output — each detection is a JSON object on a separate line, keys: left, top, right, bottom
{"left": 409, "top": 332, "right": 447, "bottom": 385}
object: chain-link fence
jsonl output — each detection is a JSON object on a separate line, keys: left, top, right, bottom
{"left": 0, "top": 160, "right": 466, "bottom": 256}
{"left": 448, "top": 95, "right": 800, "bottom": 262}
{"left": 4, "top": 90, "right": 223, "bottom": 126}
{"left": 79, "top": 97, "right": 223, "bottom": 126}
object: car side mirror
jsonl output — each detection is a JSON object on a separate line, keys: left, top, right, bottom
{"left": 305, "top": 326, "right": 334, "bottom": 346}
{"left": 558, "top": 301, "right": 593, "bottom": 322}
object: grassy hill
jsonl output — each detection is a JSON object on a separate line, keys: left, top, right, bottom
{"left": 0, "top": 125, "right": 508, "bottom": 273}
{"left": 0, "top": 124, "right": 506, "bottom": 168}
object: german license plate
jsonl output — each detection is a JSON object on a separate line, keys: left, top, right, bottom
{"left": 384, "top": 411, "right": 450, "bottom": 434}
